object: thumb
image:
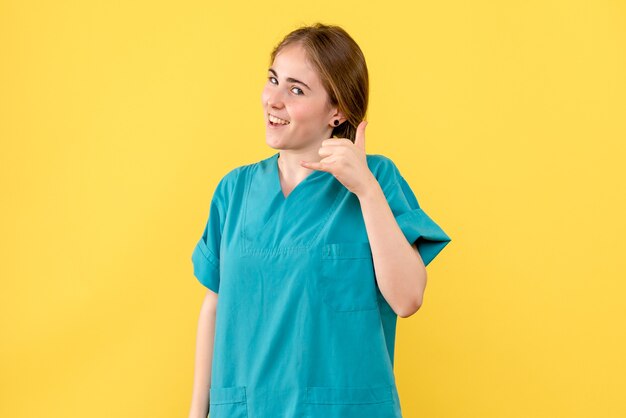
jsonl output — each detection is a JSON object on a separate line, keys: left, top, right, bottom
{"left": 354, "top": 120, "right": 367, "bottom": 150}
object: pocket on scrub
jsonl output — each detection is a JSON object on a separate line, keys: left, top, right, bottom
{"left": 209, "top": 386, "right": 248, "bottom": 418}
{"left": 320, "top": 242, "right": 378, "bottom": 312}
{"left": 305, "top": 385, "right": 396, "bottom": 418}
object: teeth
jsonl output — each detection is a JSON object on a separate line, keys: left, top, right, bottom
{"left": 269, "top": 114, "right": 289, "bottom": 125}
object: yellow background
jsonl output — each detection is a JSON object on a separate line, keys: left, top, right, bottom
{"left": 1, "top": 1, "right": 625, "bottom": 417}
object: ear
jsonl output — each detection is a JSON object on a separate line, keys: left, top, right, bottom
{"left": 328, "top": 105, "right": 346, "bottom": 125}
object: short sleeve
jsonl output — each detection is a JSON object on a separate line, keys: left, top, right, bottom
{"left": 373, "top": 156, "right": 452, "bottom": 267}
{"left": 191, "top": 169, "right": 238, "bottom": 293}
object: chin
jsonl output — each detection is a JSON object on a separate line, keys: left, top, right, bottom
{"left": 265, "top": 136, "right": 287, "bottom": 150}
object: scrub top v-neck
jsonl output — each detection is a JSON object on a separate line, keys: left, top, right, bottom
{"left": 191, "top": 152, "right": 452, "bottom": 418}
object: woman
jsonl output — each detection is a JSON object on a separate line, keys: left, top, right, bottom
{"left": 188, "top": 23, "right": 451, "bottom": 418}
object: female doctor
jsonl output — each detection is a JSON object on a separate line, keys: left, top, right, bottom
{"left": 188, "top": 23, "right": 451, "bottom": 418}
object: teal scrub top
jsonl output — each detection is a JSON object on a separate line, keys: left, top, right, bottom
{"left": 191, "top": 152, "right": 451, "bottom": 418}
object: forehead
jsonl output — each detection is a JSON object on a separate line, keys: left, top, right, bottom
{"left": 271, "top": 44, "right": 320, "bottom": 86}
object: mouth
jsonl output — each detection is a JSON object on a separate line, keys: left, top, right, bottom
{"left": 267, "top": 119, "right": 289, "bottom": 129}
{"left": 267, "top": 113, "right": 290, "bottom": 128}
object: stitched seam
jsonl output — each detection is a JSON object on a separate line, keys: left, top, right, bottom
{"left": 197, "top": 241, "right": 219, "bottom": 269}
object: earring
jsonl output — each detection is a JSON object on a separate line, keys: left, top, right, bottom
{"left": 333, "top": 119, "right": 339, "bottom": 126}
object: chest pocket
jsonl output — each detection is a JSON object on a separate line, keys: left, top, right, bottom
{"left": 209, "top": 386, "right": 248, "bottom": 418}
{"left": 320, "top": 242, "right": 378, "bottom": 312}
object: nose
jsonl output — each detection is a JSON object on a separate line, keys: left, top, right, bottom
{"left": 266, "top": 88, "right": 285, "bottom": 110}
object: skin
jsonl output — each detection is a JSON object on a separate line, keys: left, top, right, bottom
{"left": 261, "top": 42, "right": 427, "bottom": 317}
{"left": 261, "top": 43, "right": 347, "bottom": 196}
{"left": 189, "top": 41, "right": 427, "bottom": 418}
{"left": 188, "top": 291, "right": 216, "bottom": 418}
{"left": 302, "top": 125, "right": 428, "bottom": 318}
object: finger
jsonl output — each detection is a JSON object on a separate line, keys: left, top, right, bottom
{"left": 300, "top": 160, "right": 326, "bottom": 171}
{"left": 318, "top": 145, "right": 334, "bottom": 157}
{"left": 300, "top": 157, "right": 335, "bottom": 172}
{"left": 319, "top": 141, "right": 347, "bottom": 160}
{"left": 353, "top": 120, "right": 367, "bottom": 150}
{"left": 321, "top": 138, "right": 350, "bottom": 147}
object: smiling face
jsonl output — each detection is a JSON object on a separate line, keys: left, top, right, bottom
{"left": 261, "top": 43, "right": 343, "bottom": 151}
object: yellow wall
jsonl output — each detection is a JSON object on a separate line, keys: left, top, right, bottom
{"left": 1, "top": 1, "right": 624, "bottom": 417}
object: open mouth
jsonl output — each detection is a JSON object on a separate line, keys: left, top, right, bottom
{"left": 268, "top": 118, "right": 290, "bottom": 128}
{"left": 268, "top": 114, "right": 290, "bottom": 127}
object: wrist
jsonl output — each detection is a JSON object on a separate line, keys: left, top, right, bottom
{"left": 356, "top": 174, "right": 383, "bottom": 201}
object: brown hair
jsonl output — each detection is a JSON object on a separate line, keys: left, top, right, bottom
{"left": 269, "top": 23, "right": 369, "bottom": 142}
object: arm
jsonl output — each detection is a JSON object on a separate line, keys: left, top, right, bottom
{"left": 188, "top": 290, "right": 218, "bottom": 418}
{"left": 357, "top": 175, "right": 426, "bottom": 318}
{"left": 300, "top": 123, "right": 435, "bottom": 318}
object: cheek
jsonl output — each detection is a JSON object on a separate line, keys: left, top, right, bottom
{"left": 288, "top": 105, "right": 310, "bottom": 125}
{"left": 294, "top": 109, "right": 326, "bottom": 133}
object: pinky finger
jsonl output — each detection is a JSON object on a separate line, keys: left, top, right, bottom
{"left": 301, "top": 160, "right": 326, "bottom": 171}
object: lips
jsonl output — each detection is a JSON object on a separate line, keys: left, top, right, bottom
{"left": 268, "top": 113, "right": 290, "bottom": 124}
{"left": 267, "top": 119, "right": 288, "bottom": 129}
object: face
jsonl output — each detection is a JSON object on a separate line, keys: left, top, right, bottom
{"left": 261, "top": 43, "right": 343, "bottom": 151}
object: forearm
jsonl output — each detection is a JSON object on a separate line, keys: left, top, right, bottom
{"left": 357, "top": 174, "right": 427, "bottom": 318}
{"left": 188, "top": 294, "right": 217, "bottom": 418}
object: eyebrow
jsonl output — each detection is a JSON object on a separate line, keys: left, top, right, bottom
{"left": 268, "top": 68, "right": 312, "bottom": 91}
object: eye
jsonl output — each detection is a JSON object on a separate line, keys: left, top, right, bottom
{"left": 267, "top": 76, "right": 304, "bottom": 96}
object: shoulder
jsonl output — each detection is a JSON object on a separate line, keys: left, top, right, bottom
{"left": 214, "top": 166, "right": 241, "bottom": 195}
{"left": 212, "top": 154, "right": 273, "bottom": 199}
{"left": 366, "top": 154, "right": 422, "bottom": 209}
{"left": 210, "top": 165, "right": 245, "bottom": 208}
{"left": 366, "top": 153, "right": 401, "bottom": 183}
